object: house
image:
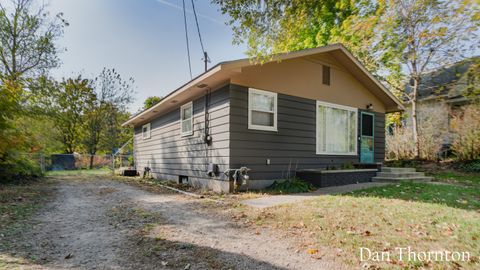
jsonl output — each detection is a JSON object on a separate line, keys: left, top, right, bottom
{"left": 122, "top": 44, "right": 404, "bottom": 192}
{"left": 402, "top": 57, "right": 479, "bottom": 148}
{"left": 408, "top": 56, "right": 479, "bottom": 106}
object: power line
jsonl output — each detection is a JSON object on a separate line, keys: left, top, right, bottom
{"left": 190, "top": 0, "right": 209, "bottom": 72}
{"left": 190, "top": 0, "right": 205, "bottom": 53}
{"left": 182, "top": 0, "right": 192, "bottom": 79}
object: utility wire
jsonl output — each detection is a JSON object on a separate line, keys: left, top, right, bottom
{"left": 190, "top": 0, "right": 205, "bottom": 54}
{"left": 190, "top": 0, "right": 209, "bottom": 71}
{"left": 182, "top": 0, "right": 192, "bottom": 79}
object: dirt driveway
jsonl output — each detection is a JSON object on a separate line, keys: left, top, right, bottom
{"left": 2, "top": 177, "right": 346, "bottom": 270}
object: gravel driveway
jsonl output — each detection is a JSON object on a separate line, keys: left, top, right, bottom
{"left": 3, "top": 177, "right": 346, "bottom": 270}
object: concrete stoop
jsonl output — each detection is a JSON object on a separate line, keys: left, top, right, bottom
{"left": 372, "top": 167, "right": 433, "bottom": 182}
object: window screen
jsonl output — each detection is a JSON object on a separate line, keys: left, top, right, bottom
{"left": 317, "top": 101, "right": 357, "bottom": 155}
{"left": 248, "top": 88, "right": 277, "bottom": 131}
{"left": 361, "top": 113, "right": 374, "bottom": 137}
{"left": 180, "top": 102, "right": 193, "bottom": 136}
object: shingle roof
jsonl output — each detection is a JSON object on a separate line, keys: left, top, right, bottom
{"left": 405, "top": 57, "right": 479, "bottom": 101}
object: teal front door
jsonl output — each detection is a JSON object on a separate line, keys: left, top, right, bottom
{"left": 360, "top": 112, "right": 374, "bottom": 163}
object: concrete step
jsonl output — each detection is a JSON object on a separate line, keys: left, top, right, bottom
{"left": 376, "top": 172, "right": 425, "bottom": 178}
{"left": 381, "top": 167, "right": 417, "bottom": 173}
{"left": 372, "top": 176, "right": 433, "bottom": 183}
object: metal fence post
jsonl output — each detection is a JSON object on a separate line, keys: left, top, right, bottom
{"left": 40, "top": 153, "right": 46, "bottom": 174}
{"left": 112, "top": 154, "right": 115, "bottom": 175}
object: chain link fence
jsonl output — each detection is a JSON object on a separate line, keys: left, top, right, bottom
{"left": 37, "top": 153, "right": 134, "bottom": 175}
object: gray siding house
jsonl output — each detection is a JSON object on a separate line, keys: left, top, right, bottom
{"left": 123, "top": 44, "right": 404, "bottom": 192}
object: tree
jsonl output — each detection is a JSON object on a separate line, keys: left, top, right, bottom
{"left": 0, "top": 0, "right": 66, "bottom": 82}
{"left": 212, "top": 0, "right": 393, "bottom": 75}
{"left": 379, "top": 0, "right": 479, "bottom": 158}
{"left": 0, "top": 0, "right": 66, "bottom": 179}
{"left": 51, "top": 76, "right": 95, "bottom": 154}
{"left": 216, "top": 0, "right": 480, "bottom": 160}
{"left": 143, "top": 96, "right": 162, "bottom": 109}
{"left": 83, "top": 68, "right": 134, "bottom": 168}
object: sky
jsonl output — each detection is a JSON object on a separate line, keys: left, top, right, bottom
{"left": 47, "top": 0, "right": 246, "bottom": 112}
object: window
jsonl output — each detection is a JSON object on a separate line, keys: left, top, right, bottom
{"left": 248, "top": 88, "right": 277, "bottom": 131}
{"left": 142, "top": 123, "right": 151, "bottom": 139}
{"left": 180, "top": 102, "right": 193, "bottom": 136}
{"left": 361, "top": 113, "right": 374, "bottom": 137}
{"left": 322, "top": 65, "right": 330, "bottom": 85}
{"left": 316, "top": 101, "right": 357, "bottom": 155}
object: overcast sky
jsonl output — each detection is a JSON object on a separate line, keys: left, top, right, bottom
{"left": 47, "top": 0, "right": 246, "bottom": 112}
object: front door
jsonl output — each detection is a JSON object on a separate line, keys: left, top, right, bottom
{"left": 360, "top": 112, "right": 374, "bottom": 163}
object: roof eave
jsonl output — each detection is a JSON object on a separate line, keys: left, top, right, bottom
{"left": 122, "top": 64, "right": 223, "bottom": 127}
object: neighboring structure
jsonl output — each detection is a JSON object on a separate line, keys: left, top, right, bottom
{"left": 123, "top": 44, "right": 404, "bottom": 192}
{"left": 403, "top": 57, "right": 479, "bottom": 147}
{"left": 409, "top": 56, "right": 479, "bottom": 106}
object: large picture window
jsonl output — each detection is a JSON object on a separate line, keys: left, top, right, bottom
{"left": 316, "top": 101, "right": 357, "bottom": 155}
{"left": 180, "top": 102, "right": 193, "bottom": 136}
{"left": 248, "top": 88, "right": 277, "bottom": 131}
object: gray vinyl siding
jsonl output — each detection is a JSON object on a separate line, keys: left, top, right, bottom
{"left": 373, "top": 111, "right": 386, "bottom": 163}
{"left": 229, "top": 84, "right": 385, "bottom": 180}
{"left": 133, "top": 85, "right": 230, "bottom": 182}
{"left": 133, "top": 83, "right": 386, "bottom": 186}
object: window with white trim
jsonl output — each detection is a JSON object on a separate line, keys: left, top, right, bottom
{"left": 316, "top": 101, "right": 357, "bottom": 155}
{"left": 248, "top": 88, "right": 277, "bottom": 131}
{"left": 142, "top": 123, "right": 151, "bottom": 139}
{"left": 180, "top": 102, "right": 193, "bottom": 136}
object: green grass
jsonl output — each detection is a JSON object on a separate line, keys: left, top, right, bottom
{"left": 347, "top": 181, "right": 480, "bottom": 210}
{"left": 46, "top": 167, "right": 111, "bottom": 176}
{"left": 432, "top": 171, "right": 480, "bottom": 187}
{"left": 0, "top": 181, "right": 51, "bottom": 229}
{"left": 235, "top": 188, "right": 480, "bottom": 269}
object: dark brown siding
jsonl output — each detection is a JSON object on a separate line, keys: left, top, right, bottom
{"left": 133, "top": 85, "right": 230, "bottom": 184}
{"left": 229, "top": 84, "right": 385, "bottom": 180}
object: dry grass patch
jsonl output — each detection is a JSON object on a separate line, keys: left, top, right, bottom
{"left": 235, "top": 195, "right": 480, "bottom": 269}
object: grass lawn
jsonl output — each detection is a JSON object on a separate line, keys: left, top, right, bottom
{"left": 234, "top": 181, "right": 480, "bottom": 269}
{"left": 46, "top": 167, "right": 111, "bottom": 176}
{"left": 347, "top": 181, "right": 480, "bottom": 210}
{"left": 0, "top": 179, "right": 53, "bottom": 269}
{"left": 432, "top": 171, "right": 480, "bottom": 187}
{"left": 0, "top": 180, "right": 52, "bottom": 230}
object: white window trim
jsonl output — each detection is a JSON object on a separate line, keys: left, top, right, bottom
{"left": 142, "top": 123, "right": 151, "bottom": 140}
{"left": 316, "top": 100, "right": 358, "bottom": 155}
{"left": 248, "top": 88, "right": 278, "bottom": 132}
{"left": 180, "top": 101, "right": 194, "bottom": 137}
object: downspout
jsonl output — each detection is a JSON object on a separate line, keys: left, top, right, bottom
{"left": 203, "top": 88, "right": 212, "bottom": 145}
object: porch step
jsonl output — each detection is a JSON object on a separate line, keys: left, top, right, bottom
{"left": 381, "top": 167, "right": 416, "bottom": 173}
{"left": 376, "top": 172, "right": 425, "bottom": 178}
{"left": 373, "top": 167, "right": 432, "bottom": 183}
{"left": 372, "top": 176, "right": 433, "bottom": 182}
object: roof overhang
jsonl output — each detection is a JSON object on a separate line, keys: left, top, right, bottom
{"left": 123, "top": 43, "right": 404, "bottom": 127}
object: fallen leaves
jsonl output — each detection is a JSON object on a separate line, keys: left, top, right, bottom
{"left": 362, "top": 230, "right": 372, "bottom": 237}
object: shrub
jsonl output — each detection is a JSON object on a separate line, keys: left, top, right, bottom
{"left": 416, "top": 103, "right": 449, "bottom": 160}
{"left": 450, "top": 104, "right": 480, "bottom": 161}
{"left": 267, "top": 178, "right": 314, "bottom": 194}
{"left": 0, "top": 154, "right": 43, "bottom": 184}
{"left": 386, "top": 126, "right": 415, "bottom": 160}
{"left": 458, "top": 160, "right": 480, "bottom": 173}
{"left": 386, "top": 103, "right": 449, "bottom": 161}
